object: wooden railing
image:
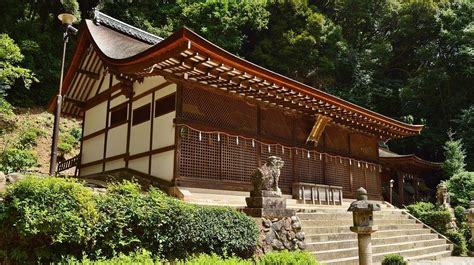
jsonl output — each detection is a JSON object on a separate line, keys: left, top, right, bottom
{"left": 57, "top": 155, "right": 80, "bottom": 173}
{"left": 292, "top": 182, "right": 343, "bottom": 205}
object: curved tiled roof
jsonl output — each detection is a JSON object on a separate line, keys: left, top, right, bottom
{"left": 49, "top": 11, "right": 424, "bottom": 139}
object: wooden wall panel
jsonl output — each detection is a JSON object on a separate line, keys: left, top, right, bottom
{"left": 350, "top": 133, "right": 378, "bottom": 160}
{"left": 260, "top": 107, "right": 293, "bottom": 140}
{"left": 324, "top": 125, "right": 349, "bottom": 153}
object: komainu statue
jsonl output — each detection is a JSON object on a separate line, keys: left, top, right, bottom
{"left": 251, "top": 156, "right": 284, "bottom": 197}
{"left": 436, "top": 182, "right": 450, "bottom": 207}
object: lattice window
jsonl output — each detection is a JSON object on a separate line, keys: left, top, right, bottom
{"left": 260, "top": 144, "right": 294, "bottom": 193}
{"left": 182, "top": 87, "right": 257, "bottom": 133}
{"left": 294, "top": 151, "right": 323, "bottom": 184}
{"left": 325, "top": 156, "right": 351, "bottom": 194}
{"left": 179, "top": 127, "right": 220, "bottom": 180}
{"left": 365, "top": 167, "right": 379, "bottom": 195}
{"left": 352, "top": 163, "right": 366, "bottom": 191}
{"left": 221, "top": 136, "right": 257, "bottom": 183}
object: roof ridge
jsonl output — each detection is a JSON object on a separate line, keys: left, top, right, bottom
{"left": 91, "top": 9, "right": 163, "bottom": 45}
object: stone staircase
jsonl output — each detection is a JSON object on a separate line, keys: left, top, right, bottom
{"left": 177, "top": 187, "right": 453, "bottom": 264}
{"left": 298, "top": 208, "right": 452, "bottom": 264}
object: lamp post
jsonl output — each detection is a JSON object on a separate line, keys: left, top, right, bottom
{"left": 49, "top": 13, "right": 78, "bottom": 176}
{"left": 389, "top": 179, "right": 394, "bottom": 205}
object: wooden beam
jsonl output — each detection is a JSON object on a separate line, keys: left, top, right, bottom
{"left": 77, "top": 68, "right": 100, "bottom": 80}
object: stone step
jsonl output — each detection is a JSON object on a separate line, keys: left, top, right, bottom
{"left": 306, "top": 234, "right": 440, "bottom": 251}
{"left": 302, "top": 223, "right": 423, "bottom": 234}
{"left": 301, "top": 218, "right": 416, "bottom": 227}
{"left": 305, "top": 228, "right": 433, "bottom": 242}
{"left": 321, "top": 246, "right": 452, "bottom": 265}
{"left": 297, "top": 212, "right": 409, "bottom": 221}
{"left": 297, "top": 208, "right": 406, "bottom": 218}
{"left": 313, "top": 239, "right": 449, "bottom": 261}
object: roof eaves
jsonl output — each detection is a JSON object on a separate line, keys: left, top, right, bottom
{"left": 91, "top": 9, "right": 163, "bottom": 45}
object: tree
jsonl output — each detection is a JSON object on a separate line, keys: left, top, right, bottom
{"left": 446, "top": 171, "right": 474, "bottom": 208}
{"left": 442, "top": 133, "right": 466, "bottom": 178}
{"left": 0, "top": 34, "right": 37, "bottom": 97}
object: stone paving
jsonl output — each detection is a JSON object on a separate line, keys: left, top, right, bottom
{"left": 411, "top": 257, "right": 474, "bottom": 265}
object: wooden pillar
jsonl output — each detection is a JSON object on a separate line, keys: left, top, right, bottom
{"left": 397, "top": 171, "right": 405, "bottom": 206}
{"left": 414, "top": 175, "right": 419, "bottom": 202}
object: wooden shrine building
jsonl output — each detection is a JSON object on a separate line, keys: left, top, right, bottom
{"left": 50, "top": 11, "right": 425, "bottom": 200}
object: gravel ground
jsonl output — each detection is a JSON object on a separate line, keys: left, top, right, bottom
{"left": 411, "top": 257, "right": 474, "bottom": 265}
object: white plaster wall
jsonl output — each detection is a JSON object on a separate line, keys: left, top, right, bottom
{"left": 82, "top": 134, "right": 105, "bottom": 164}
{"left": 105, "top": 159, "right": 125, "bottom": 171}
{"left": 83, "top": 101, "right": 107, "bottom": 136}
{"left": 153, "top": 111, "right": 175, "bottom": 149}
{"left": 155, "top": 83, "right": 176, "bottom": 98}
{"left": 112, "top": 74, "right": 120, "bottom": 86}
{"left": 151, "top": 150, "right": 174, "bottom": 181}
{"left": 106, "top": 124, "right": 127, "bottom": 157}
{"left": 97, "top": 73, "right": 111, "bottom": 94}
{"left": 80, "top": 164, "right": 102, "bottom": 176}
{"left": 134, "top": 75, "right": 166, "bottom": 97}
{"left": 129, "top": 95, "right": 152, "bottom": 155}
{"left": 128, "top": 157, "right": 149, "bottom": 175}
{"left": 110, "top": 95, "right": 128, "bottom": 108}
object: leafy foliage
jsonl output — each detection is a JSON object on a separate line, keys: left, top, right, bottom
{"left": 382, "top": 254, "right": 407, "bottom": 265}
{"left": 16, "top": 127, "right": 45, "bottom": 149}
{"left": 446, "top": 171, "right": 474, "bottom": 208}
{"left": 0, "top": 178, "right": 259, "bottom": 263}
{"left": 442, "top": 134, "right": 466, "bottom": 177}
{"left": 60, "top": 249, "right": 160, "bottom": 265}
{"left": 445, "top": 229, "right": 468, "bottom": 256}
{"left": 0, "top": 176, "right": 99, "bottom": 263}
{"left": 0, "top": 148, "right": 37, "bottom": 173}
{"left": 58, "top": 128, "right": 81, "bottom": 156}
{"left": 406, "top": 201, "right": 468, "bottom": 256}
{"left": 257, "top": 250, "right": 320, "bottom": 265}
{"left": 0, "top": 34, "right": 37, "bottom": 97}
{"left": 178, "top": 253, "right": 252, "bottom": 265}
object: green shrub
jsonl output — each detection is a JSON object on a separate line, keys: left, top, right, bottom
{"left": 59, "top": 249, "right": 160, "bottom": 265}
{"left": 405, "top": 202, "right": 434, "bottom": 217}
{"left": 0, "top": 147, "right": 37, "bottom": 173}
{"left": 178, "top": 253, "right": 252, "bottom": 265}
{"left": 0, "top": 176, "right": 98, "bottom": 263}
{"left": 257, "top": 250, "right": 320, "bottom": 265}
{"left": 447, "top": 172, "right": 474, "bottom": 208}
{"left": 381, "top": 254, "right": 407, "bottom": 265}
{"left": 454, "top": 206, "right": 467, "bottom": 225}
{"left": 58, "top": 128, "right": 81, "bottom": 156}
{"left": 445, "top": 229, "right": 467, "bottom": 256}
{"left": 70, "top": 127, "right": 82, "bottom": 142}
{"left": 93, "top": 181, "right": 258, "bottom": 260}
{"left": 406, "top": 202, "right": 452, "bottom": 234}
{"left": 16, "top": 127, "right": 45, "bottom": 148}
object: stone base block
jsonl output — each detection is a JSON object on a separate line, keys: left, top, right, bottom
{"left": 246, "top": 197, "right": 287, "bottom": 209}
{"left": 242, "top": 207, "right": 296, "bottom": 218}
{"left": 250, "top": 190, "right": 282, "bottom": 198}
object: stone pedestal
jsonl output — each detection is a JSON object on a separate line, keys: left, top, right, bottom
{"left": 243, "top": 196, "right": 295, "bottom": 218}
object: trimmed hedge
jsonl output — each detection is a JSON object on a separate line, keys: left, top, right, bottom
{"left": 0, "top": 177, "right": 259, "bottom": 263}
{"left": 381, "top": 254, "right": 407, "bottom": 265}
{"left": 0, "top": 176, "right": 98, "bottom": 263}
{"left": 257, "top": 250, "right": 320, "bottom": 265}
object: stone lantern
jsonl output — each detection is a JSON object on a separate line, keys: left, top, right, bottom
{"left": 467, "top": 200, "right": 474, "bottom": 257}
{"left": 348, "top": 187, "right": 381, "bottom": 265}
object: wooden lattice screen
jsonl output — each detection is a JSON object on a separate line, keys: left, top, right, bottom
{"left": 325, "top": 156, "right": 351, "bottom": 194}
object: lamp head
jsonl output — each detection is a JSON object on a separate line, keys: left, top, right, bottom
{"left": 58, "top": 13, "right": 77, "bottom": 26}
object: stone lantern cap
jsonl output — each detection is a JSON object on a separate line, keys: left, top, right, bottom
{"left": 348, "top": 187, "right": 381, "bottom": 212}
